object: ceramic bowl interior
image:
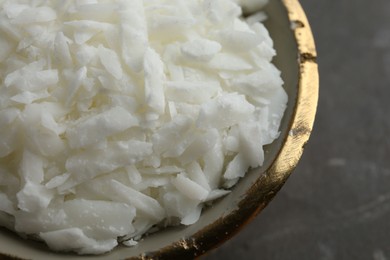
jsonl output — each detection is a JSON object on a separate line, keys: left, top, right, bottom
{"left": 0, "top": 0, "right": 318, "bottom": 259}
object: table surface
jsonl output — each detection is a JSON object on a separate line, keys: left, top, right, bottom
{"left": 203, "top": 0, "right": 390, "bottom": 259}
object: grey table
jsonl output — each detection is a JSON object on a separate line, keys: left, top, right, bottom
{"left": 204, "top": 0, "right": 390, "bottom": 259}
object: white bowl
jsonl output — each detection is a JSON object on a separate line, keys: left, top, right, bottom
{"left": 0, "top": 0, "right": 318, "bottom": 259}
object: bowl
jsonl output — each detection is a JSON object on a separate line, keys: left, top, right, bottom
{"left": 0, "top": 0, "right": 318, "bottom": 259}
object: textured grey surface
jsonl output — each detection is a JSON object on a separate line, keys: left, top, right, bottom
{"left": 203, "top": 0, "right": 390, "bottom": 259}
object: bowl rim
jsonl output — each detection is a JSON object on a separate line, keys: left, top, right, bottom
{"left": 0, "top": 0, "right": 318, "bottom": 259}
{"left": 132, "top": 0, "right": 319, "bottom": 259}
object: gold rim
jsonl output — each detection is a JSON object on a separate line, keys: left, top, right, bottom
{"left": 134, "top": 0, "right": 319, "bottom": 259}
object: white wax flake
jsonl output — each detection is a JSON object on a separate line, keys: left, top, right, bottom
{"left": 181, "top": 39, "right": 222, "bottom": 62}
{"left": 202, "top": 0, "right": 241, "bottom": 24}
{"left": 64, "top": 20, "right": 111, "bottom": 45}
{"left": 74, "top": 3, "right": 118, "bottom": 21}
{"left": 172, "top": 174, "right": 209, "bottom": 201}
{"left": 14, "top": 207, "right": 67, "bottom": 234}
{"left": 202, "top": 137, "right": 225, "bottom": 189}
{"left": 165, "top": 81, "right": 220, "bottom": 103}
{"left": 144, "top": 47, "right": 166, "bottom": 114}
{"left": 224, "top": 135, "right": 240, "bottom": 152}
{"left": 123, "top": 239, "right": 138, "bottom": 247}
{"left": 10, "top": 90, "right": 50, "bottom": 104}
{"left": 41, "top": 110, "right": 66, "bottom": 135}
{"left": 208, "top": 53, "right": 253, "bottom": 71}
{"left": 179, "top": 128, "right": 219, "bottom": 164}
{"left": 0, "top": 0, "right": 287, "bottom": 255}
{"left": 181, "top": 205, "right": 202, "bottom": 225}
{"left": 147, "top": 14, "right": 195, "bottom": 37}
{"left": 45, "top": 173, "right": 71, "bottom": 189}
{"left": 40, "top": 228, "right": 118, "bottom": 255}
{"left": 66, "top": 106, "right": 138, "bottom": 149}
{"left": 223, "top": 153, "right": 249, "bottom": 180}
{"left": 140, "top": 166, "right": 183, "bottom": 175}
{"left": 197, "top": 93, "right": 255, "bottom": 129}
{"left": 11, "top": 6, "right": 57, "bottom": 24}
{"left": 126, "top": 165, "right": 142, "bottom": 185}
{"left": 136, "top": 176, "right": 170, "bottom": 190}
{"left": 63, "top": 199, "right": 136, "bottom": 239}
{"left": 119, "top": 0, "right": 148, "bottom": 72}
{"left": 74, "top": 44, "right": 98, "bottom": 66}
{"left": 98, "top": 44, "right": 123, "bottom": 80}
{"left": 23, "top": 122, "right": 65, "bottom": 157}
{"left": 205, "top": 189, "right": 231, "bottom": 202}
{"left": 186, "top": 162, "right": 211, "bottom": 191}
{"left": 84, "top": 179, "right": 165, "bottom": 221}
{"left": 238, "top": 122, "right": 265, "bottom": 168}
{"left": 231, "top": 69, "right": 283, "bottom": 96}
{"left": 217, "top": 30, "right": 262, "bottom": 52}
{"left": 252, "top": 22, "right": 274, "bottom": 47}
{"left": 152, "top": 115, "right": 193, "bottom": 154}
{"left": 65, "top": 140, "right": 153, "bottom": 184}
{"left": 19, "top": 150, "right": 45, "bottom": 184}
{"left": 162, "top": 190, "right": 201, "bottom": 222}
{"left": 5, "top": 64, "right": 59, "bottom": 91}
{"left": 17, "top": 181, "right": 54, "bottom": 213}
